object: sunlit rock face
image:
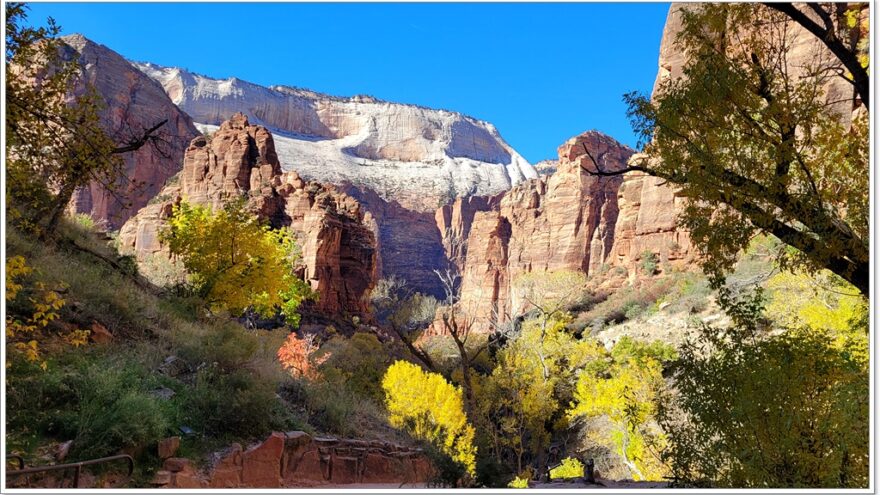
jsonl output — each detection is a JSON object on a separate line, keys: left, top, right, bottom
{"left": 444, "top": 131, "right": 655, "bottom": 325}
{"left": 119, "top": 113, "right": 378, "bottom": 317}
{"left": 133, "top": 62, "right": 537, "bottom": 213}
{"left": 59, "top": 35, "right": 200, "bottom": 229}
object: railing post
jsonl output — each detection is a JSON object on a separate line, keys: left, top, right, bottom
{"left": 73, "top": 463, "right": 82, "bottom": 488}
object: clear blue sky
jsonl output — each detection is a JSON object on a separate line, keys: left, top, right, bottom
{"left": 26, "top": 2, "right": 670, "bottom": 163}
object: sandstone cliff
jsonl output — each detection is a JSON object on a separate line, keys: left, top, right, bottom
{"left": 442, "top": 131, "right": 691, "bottom": 325}
{"left": 59, "top": 35, "right": 200, "bottom": 229}
{"left": 119, "top": 113, "right": 377, "bottom": 317}
{"left": 133, "top": 62, "right": 537, "bottom": 213}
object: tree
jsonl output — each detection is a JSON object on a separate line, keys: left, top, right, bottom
{"left": 659, "top": 322, "right": 868, "bottom": 487}
{"left": 568, "top": 337, "right": 673, "bottom": 481}
{"left": 476, "top": 317, "right": 604, "bottom": 476}
{"left": 382, "top": 360, "right": 477, "bottom": 477}
{"left": 369, "top": 276, "right": 438, "bottom": 370}
{"left": 161, "top": 199, "right": 312, "bottom": 320}
{"left": 5, "top": 3, "right": 168, "bottom": 236}
{"left": 585, "top": 3, "right": 869, "bottom": 296}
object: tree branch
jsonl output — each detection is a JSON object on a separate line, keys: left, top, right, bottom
{"left": 763, "top": 3, "right": 869, "bottom": 109}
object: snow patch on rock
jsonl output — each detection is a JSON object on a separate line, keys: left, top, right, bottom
{"left": 136, "top": 62, "right": 536, "bottom": 211}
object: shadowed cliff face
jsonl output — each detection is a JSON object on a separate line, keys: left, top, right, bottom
{"left": 59, "top": 34, "right": 200, "bottom": 229}
{"left": 118, "top": 113, "right": 378, "bottom": 317}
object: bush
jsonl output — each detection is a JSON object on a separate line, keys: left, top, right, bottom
{"left": 183, "top": 366, "right": 287, "bottom": 438}
{"left": 550, "top": 457, "right": 584, "bottom": 479}
{"left": 640, "top": 251, "right": 658, "bottom": 275}
{"left": 6, "top": 350, "right": 172, "bottom": 461}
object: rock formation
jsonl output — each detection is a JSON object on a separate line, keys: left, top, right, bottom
{"left": 439, "top": 130, "right": 693, "bottom": 328}
{"left": 133, "top": 62, "right": 537, "bottom": 213}
{"left": 59, "top": 35, "right": 200, "bottom": 229}
{"left": 151, "top": 431, "right": 432, "bottom": 488}
{"left": 118, "top": 113, "right": 377, "bottom": 317}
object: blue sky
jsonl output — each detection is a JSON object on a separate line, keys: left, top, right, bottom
{"left": 26, "top": 2, "right": 670, "bottom": 163}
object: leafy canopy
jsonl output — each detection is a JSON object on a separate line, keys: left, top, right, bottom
{"left": 620, "top": 3, "right": 869, "bottom": 295}
{"left": 660, "top": 322, "right": 868, "bottom": 488}
{"left": 382, "top": 360, "right": 477, "bottom": 476}
{"left": 162, "top": 199, "right": 312, "bottom": 320}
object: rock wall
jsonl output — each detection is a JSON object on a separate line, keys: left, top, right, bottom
{"left": 59, "top": 35, "right": 199, "bottom": 229}
{"left": 118, "top": 113, "right": 377, "bottom": 317}
{"left": 134, "top": 62, "right": 537, "bottom": 213}
{"left": 444, "top": 131, "right": 693, "bottom": 328}
{"left": 152, "top": 432, "right": 432, "bottom": 488}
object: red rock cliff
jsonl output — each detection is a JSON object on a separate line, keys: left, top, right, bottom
{"left": 118, "top": 113, "right": 377, "bottom": 317}
{"left": 442, "top": 131, "right": 693, "bottom": 328}
{"left": 60, "top": 34, "right": 200, "bottom": 229}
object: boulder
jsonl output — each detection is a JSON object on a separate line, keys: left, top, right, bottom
{"left": 241, "top": 432, "right": 284, "bottom": 487}
{"left": 88, "top": 322, "right": 113, "bottom": 344}
{"left": 157, "top": 436, "right": 180, "bottom": 460}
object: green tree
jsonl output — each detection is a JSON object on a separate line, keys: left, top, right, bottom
{"left": 660, "top": 322, "right": 868, "bottom": 487}
{"left": 382, "top": 360, "right": 477, "bottom": 477}
{"left": 5, "top": 3, "right": 167, "bottom": 235}
{"left": 161, "top": 199, "right": 312, "bottom": 321}
{"left": 585, "top": 3, "right": 869, "bottom": 296}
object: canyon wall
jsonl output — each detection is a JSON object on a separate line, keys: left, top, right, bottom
{"left": 134, "top": 62, "right": 537, "bottom": 213}
{"left": 60, "top": 35, "right": 200, "bottom": 229}
{"left": 118, "top": 113, "right": 377, "bottom": 317}
{"left": 441, "top": 131, "right": 691, "bottom": 326}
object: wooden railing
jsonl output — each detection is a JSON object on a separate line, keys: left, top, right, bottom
{"left": 6, "top": 454, "right": 134, "bottom": 488}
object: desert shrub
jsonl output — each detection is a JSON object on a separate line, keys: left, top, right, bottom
{"left": 316, "top": 332, "right": 393, "bottom": 400}
{"left": 175, "top": 321, "right": 259, "bottom": 371}
{"left": 183, "top": 366, "right": 285, "bottom": 438}
{"left": 72, "top": 213, "right": 96, "bottom": 231}
{"left": 6, "top": 350, "right": 172, "bottom": 461}
{"left": 640, "top": 251, "right": 659, "bottom": 275}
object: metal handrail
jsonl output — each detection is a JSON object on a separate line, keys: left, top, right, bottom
{"left": 6, "top": 454, "right": 134, "bottom": 488}
{"left": 6, "top": 455, "right": 24, "bottom": 470}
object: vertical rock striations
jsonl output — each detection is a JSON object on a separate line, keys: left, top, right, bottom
{"left": 59, "top": 34, "right": 200, "bottom": 229}
{"left": 119, "top": 113, "right": 377, "bottom": 317}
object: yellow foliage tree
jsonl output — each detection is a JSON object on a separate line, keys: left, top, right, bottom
{"left": 568, "top": 340, "right": 670, "bottom": 481}
{"left": 766, "top": 270, "right": 868, "bottom": 361}
{"left": 382, "top": 360, "right": 476, "bottom": 476}
{"left": 476, "top": 317, "right": 604, "bottom": 474}
{"left": 162, "top": 199, "right": 312, "bottom": 321}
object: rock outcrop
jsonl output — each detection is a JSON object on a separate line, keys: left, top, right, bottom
{"left": 151, "top": 431, "right": 432, "bottom": 488}
{"left": 118, "top": 113, "right": 377, "bottom": 317}
{"left": 133, "top": 62, "right": 537, "bottom": 213}
{"left": 441, "top": 131, "right": 693, "bottom": 328}
{"left": 59, "top": 35, "right": 200, "bottom": 229}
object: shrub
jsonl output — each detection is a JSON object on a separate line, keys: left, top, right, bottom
{"left": 183, "top": 366, "right": 285, "bottom": 438}
{"left": 640, "top": 251, "right": 658, "bottom": 275}
{"left": 550, "top": 457, "right": 584, "bottom": 479}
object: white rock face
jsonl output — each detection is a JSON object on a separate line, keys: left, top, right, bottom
{"left": 134, "top": 63, "right": 536, "bottom": 211}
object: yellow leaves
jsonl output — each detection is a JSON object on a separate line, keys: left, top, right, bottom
{"left": 507, "top": 475, "right": 530, "bottom": 488}
{"left": 6, "top": 255, "right": 31, "bottom": 300}
{"left": 549, "top": 457, "right": 584, "bottom": 479}
{"left": 382, "top": 360, "right": 476, "bottom": 475}
{"left": 65, "top": 329, "right": 91, "bottom": 348}
{"left": 162, "top": 199, "right": 311, "bottom": 319}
